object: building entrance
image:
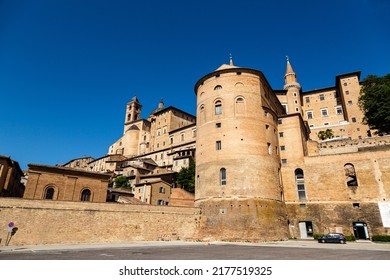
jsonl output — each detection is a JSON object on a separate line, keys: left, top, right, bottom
{"left": 298, "top": 221, "right": 313, "bottom": 239}
{"left": 353, "top": 222, "right": 369, "bottom": 240}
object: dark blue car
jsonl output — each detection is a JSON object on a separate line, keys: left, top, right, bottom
{"left": 318, "top": 233, "right": 346, "bottom": 244}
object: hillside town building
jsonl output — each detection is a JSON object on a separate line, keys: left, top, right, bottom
{"left": 4, "top": 58, "right": 390, "bottom": 244}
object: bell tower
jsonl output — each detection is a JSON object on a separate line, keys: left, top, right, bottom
{"left": 283, "top": 57, "right": 302, "bottom": 115}
{"left": 124, "top": 96, "right": 142, "bottom": 134}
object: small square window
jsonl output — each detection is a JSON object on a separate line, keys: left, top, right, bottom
{"left": 348, "top": 100, "right": 353, "bottom": 105}
{"left": 278, "top": 119, "right": 283, "bottom": 125}
{"left": 281, "top": 159, "right": 287, "bottom": 164}
{"left": 305, "top": 97, "right": 310, "bottom": 103}
{"left": 280, "top": 146, "right": 286, "bottom": 151}
{"left": 279, "top": 132, "right": 284, "bottom": 137}
{"left": 320, "top": 94, "right": 325, "bottom": 101}
{"left": 216, "top": 123, "right": 221, "bottom": 128}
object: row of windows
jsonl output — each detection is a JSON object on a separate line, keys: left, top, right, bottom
{"left": 294, "top": 164, "right": 358, "bottom": 201}
{"left": 199, "top": 97, "right": 246, "bottom": 117}
{"left": 44, "top": 187, "right": 92, "bottom": 202}
{"left": 306, "top": 106, "right": 343, "bottom": 119}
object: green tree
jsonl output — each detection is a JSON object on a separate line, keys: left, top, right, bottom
{"left": 114, "top": 176, "right": 130, "bottom": 188}
{"left": 176, "top": 158, "right": 195, "bottom": 193}
{"left": 359, "top": 73, "right": 390, "bottom": 134}
{"left": 317, "top": 129, "right": 334, "bottom": 140}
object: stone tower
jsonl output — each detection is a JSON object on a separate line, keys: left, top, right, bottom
{"left": 283, "top": 57, "right": 302, "bottom": 115}
{"left": 124, "top": 96, "right": 142, "bottom": 134}
{"left": 194, "top": 59, "right": 290, "bottom": 241}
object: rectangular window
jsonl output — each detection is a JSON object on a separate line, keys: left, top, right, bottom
{"left": 278, "top": 119, "right": 282, "bottom": 125}
{"left": 307, "top": 111, "right": 313, "bottom": 119}
{"left": 297, "top": 184, "right": 306, "bottom": 201}
{"left": 348, "top": 100, "right": 353, "bottom": 105}
{"left": 321, "top": 108, "right": 328, "bottom": 117}
{"left": 267, "top": 143, "right": 271, "bottom": 154}
{"left": 305, "top": 97, "right": 310, "bottom": 103}
{"left": 216, "top": 123, "right": 221, "bottom": 128}
{"left": 282, "top": 104, "right": 288, "bottom": 113}
{"left": 170, "top": 137, "right": 173, "bottom": 144}
{"left": 352, "top": 117, "right": 356, "bottom": 123}
{"left": 220, "top": 168, "right": 227, "bottom": 186}
{"left": 279, "top": 132, "right": 284, "bottom": 137}
{"left": 281, "top": 159, "right": 287, "bottom": 164}
{"left": 336, "top": 106, "right": 343, "bottom": 115}
{"left": 280, "top": 146, "right": 286, "bottom": 151}
{"left": 319, "top": 94, "right": 325, "bottom": 101}
{"left": 216, "top": 141, "right": 222, "bottom": 150}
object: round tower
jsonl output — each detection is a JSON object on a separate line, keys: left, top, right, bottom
{"left": 194, "top": 60, "right": 289, "bottom": 241}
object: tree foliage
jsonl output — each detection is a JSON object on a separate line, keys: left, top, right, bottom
{"left": 359, "top": 73, "right": 390, "bottom": 134}
{"left": 317, "top": 129, "right": 334, "bottom": 140}
{"left": 114, "top": 175, "right": 130, "bottom": 188}
{"left": 176, "top": 158, "right": 195, "bottom": 193}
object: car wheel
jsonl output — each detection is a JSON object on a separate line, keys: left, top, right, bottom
{"left": 321, "top": 240, "right": 325, "bottom": 243}
{"left": 340, "top": 240, "right": 346, "bottom": 244}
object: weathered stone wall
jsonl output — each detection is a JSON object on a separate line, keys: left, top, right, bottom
{"left": 0, "top": 198, "right": 200, "bottom": 246}
{"left": 194, "top": 198, "right": 289, "bottom": 242}
{"left": 286, "top": 202, "right": 390, "bottom": 237}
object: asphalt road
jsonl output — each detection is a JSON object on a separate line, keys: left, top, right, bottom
{"left": 1, "top": 241, "right": 390, "bottom": 260}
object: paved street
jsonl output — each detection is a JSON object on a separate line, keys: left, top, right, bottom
{"left": 1, "top": 240, "right": 390, "bottom": 260}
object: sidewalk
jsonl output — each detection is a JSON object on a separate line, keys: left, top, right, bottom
{"left": 2, "top": 239, "right": 390, "bottom": 253}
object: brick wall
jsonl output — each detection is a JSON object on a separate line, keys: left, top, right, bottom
{"left": 0, "top": 198, "right": 200, "bottom": 246}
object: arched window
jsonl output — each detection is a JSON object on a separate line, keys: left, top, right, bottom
{"left": 295, "top": 169, "right": 306, "bottom": 201}
{"left": 214, "top": 85, "right": 222, "bottom": 90}
{"left": 344, "top": 163, "right": 358, "bottom": 186}
{"left": 215, "top": 100, "right": 222, "bottom": 115}
{"left": 44, "top": 187, "right": 54, "bottom": 200}
{"left": 220, "top": 168, "right": 227, "bottom": 186}
{"left": 81, "top": 189, "right": 91, "bottom": 202}
{"left": 199, "top": 104, "right": 206, "bottom": 124}
{"left": 235, "top": 96, "right": 246, "bottom": 115}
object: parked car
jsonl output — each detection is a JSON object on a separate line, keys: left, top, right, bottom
{"left": 318, "top": 233, "right": 346, "bottom": 244}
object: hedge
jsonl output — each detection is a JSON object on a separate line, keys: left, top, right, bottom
{"left": 371, "top": 235, "right": 390, "bottom": 242}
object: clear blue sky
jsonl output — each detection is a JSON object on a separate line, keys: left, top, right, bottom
{"left": 1, "top": 0, "right": 389, "bottom": 170}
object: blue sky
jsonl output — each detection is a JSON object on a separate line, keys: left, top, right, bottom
{"left": 1, "top": 0, "right": 389, "bottom": 170}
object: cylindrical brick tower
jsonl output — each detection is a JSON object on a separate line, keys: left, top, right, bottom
{"left": 194, "top": 61, "right": 289, "bottom": 241}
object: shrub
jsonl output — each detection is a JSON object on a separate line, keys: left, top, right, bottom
{"left": 313, "top": 233, "right": 323, "bottom": 240}
{"left": 372, "top": 235, "right": 390, "bottom": 242}
{"left": 345, "top": 234, "right": 356, "bottom": 241}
